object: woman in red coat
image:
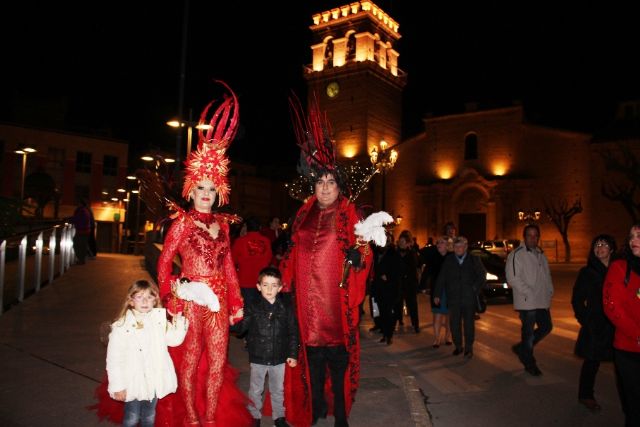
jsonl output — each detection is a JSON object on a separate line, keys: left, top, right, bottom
{"left": 603, "top": 224, "right": 640, "bottom": 426}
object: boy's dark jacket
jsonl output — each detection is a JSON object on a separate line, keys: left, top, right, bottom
{"left": 233, "top": 294, "right": 299, "bottom": 365}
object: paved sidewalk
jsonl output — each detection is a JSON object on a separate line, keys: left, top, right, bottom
{"left": 0, "top": 254, "right": 431, "bottom": 427}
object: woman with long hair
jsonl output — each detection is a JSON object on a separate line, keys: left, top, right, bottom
{"left": 571, "top": 234, "right": 616, "bottom": 412}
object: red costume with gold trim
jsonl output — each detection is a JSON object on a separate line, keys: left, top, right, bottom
{"left": 280, "top": 194, "right": 372, "bottom": 427}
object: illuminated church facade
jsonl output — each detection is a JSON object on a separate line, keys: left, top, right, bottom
{"left": 303, "top": 1, "right": 639, "bottom": 261}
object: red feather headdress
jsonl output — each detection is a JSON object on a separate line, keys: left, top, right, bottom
{"left": 182, "top": 80, "right": 239, "bottom": 206}
{"left": 289, "top": 92, "right": 354, "bottom": 199}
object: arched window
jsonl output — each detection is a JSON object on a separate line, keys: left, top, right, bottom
{"left": 464, "top": 133, "right": 478, "bottom": 160}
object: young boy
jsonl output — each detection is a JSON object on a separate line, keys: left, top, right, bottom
{"left": 234, "top": 266, "right": 299, "bottom": 427}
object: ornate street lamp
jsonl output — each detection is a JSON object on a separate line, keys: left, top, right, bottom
{"left": 369, "top": 140, "right": 398, "bottom": 210}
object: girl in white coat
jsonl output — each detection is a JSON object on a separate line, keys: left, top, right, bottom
{"left": 106, "top": 280, "right": 188, "bottom": 427}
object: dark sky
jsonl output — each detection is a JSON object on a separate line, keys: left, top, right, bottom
{"left": 2, "top": 1, "right": 638, "bottom": 176}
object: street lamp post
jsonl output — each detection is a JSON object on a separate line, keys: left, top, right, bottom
{"left": 369, "top": 140, "right": 398, "bottom": 210}
{"left": 14, "top": 147, "right": 37, "bottom": 214}
{"left": 167, "top": 113, "right": 211, "bottom": 158}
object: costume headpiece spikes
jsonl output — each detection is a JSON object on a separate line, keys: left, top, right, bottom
{"left": 182, "top": 80, "right": 239, "bottom": 206}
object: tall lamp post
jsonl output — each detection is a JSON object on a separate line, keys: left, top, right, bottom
{"left": 369, "top": 140, "right": 398, "bottom": 210}
{"left": 167, "top": 115, "right": 211, "bottom": 158}
{"left": 14, "top": 146, "right": 37, "bottom": 214}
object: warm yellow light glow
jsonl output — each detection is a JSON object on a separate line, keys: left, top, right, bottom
{"left": 111, "top": 197, "right": 118, "bottom": 201}
{"left": 166, "top": 120, "right": 183, "bottom": 128}
{"left": 127, "top": 175, "right": 137, "bottom": 180}
{"left": 492, "top": 162, "right": 509, "bottom": 176}
{"left": 15, "top": 146, "right": 37, "bottom": 155}
{"left": 379, "top": 140, "right": 388, "bottom": 151}
{"left": 195, "top": 124, "right": 211, "bottom": 130}
{"left": 437, "top": 166, "right": 454, "bottom": 180}
{"left": 141, "top": 156, "right": 153, "bottom": 162}
{"left": 117, "top": 188, "right": 126, "bottom": 193}
{"left": 342, "top": 146, "right": 358, "bottom": 158}
{"left": 101, "top": 191, "right": 108, "bottom": 195}
{"left": 131, "top": 190, "right": 139, "bottom": 194}
{"left": 164, "top": 158, "right": 176, "bottom": 163}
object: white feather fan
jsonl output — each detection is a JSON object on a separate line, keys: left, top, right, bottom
{"left": 175, "top": 281, "right": 220, "bottom": 312}
{"left": 354, "top": 211, "right": 394, "bottom": 247}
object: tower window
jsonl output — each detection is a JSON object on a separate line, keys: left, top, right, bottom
{"left": 464, "top": 133, "right": 478, "bottom": 160}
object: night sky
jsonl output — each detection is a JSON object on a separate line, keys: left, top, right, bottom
{"left": 2, "top": 1, "right": 638, "bottom": 177}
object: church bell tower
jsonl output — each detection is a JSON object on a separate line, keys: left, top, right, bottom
{"left": 304, "top": 2, "right": 407, "bottom": 161}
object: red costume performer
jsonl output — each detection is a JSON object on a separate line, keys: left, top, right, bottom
{"left": 92, "top": 81, "right": 253, "bottom": 427}
{"left": 279, "top": 95, "right": 372, "bottom": 427}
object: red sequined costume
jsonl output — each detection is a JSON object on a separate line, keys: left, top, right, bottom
{"left": 280, "top": 194, "right": 372, "bottom": 427}
{"left": 152, "top": 209, "right": 250, "bottom": 426}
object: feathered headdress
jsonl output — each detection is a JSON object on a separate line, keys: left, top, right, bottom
{"left": 287, "top": 93, "right": 378, "bottom": 202}
{"left": 289, "top": 92, "right": 348, "bottom": 196}
{"left": 182, "top": 80, "right": 239, "bottom": 206}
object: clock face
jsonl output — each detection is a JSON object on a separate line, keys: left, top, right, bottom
{"left": 326, "top": 81, "right": 340, "bottom": 98}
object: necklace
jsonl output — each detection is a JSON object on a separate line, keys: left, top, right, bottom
{"left": 191, "top": 210, "right": 216, "bottom": 229}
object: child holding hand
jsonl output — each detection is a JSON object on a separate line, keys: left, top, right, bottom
{"left": 106, "top": 280, "right": 188, "bottom": 427}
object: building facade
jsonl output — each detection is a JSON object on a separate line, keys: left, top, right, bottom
{"left": 304, "top": 2, "right": 640, "bottom": 262}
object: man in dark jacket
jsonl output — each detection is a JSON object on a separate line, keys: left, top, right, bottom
{"left": 233, "top": 267, "right": 299, "bottom": 427}
{"left": 434, "top": 236, "right": 486, "bottom": 358}
{"left": 370, "top": 235, "right": 404, "bottom": 345}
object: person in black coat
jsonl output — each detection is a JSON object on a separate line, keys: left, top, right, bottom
{"left": 395, "top": 233, "right": 421, "bottom": 333}
{"left": 571, "top": 234, "right": 617, "bottom": 413}
{"left": 370, "top": 236, "right": 404, "bottom": 345}
{"left": 233, "top": 267, "right": 298, "bottom": 427}
{"left": 434, "top": 236, "right": 486, "bottom": 358}
{"left": 420, "top": 236, "right": 452, "bottom": 347}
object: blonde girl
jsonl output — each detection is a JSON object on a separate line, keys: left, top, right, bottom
{"left": 106, "top": 280, "right": 188, "bottom": 427}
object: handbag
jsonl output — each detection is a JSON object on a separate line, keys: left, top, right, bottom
{"left": 476, "top": 293, "right": 487, "bottom": 314}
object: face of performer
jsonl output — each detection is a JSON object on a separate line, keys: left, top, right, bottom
{"left": 257, "top": 275, "right": 282, "bottom": 304}
{"left": 191, "top": 179, "right": 216, "bottom": 213}
{"left": 130, "top": 289, "right": 157, "bottom": 314}
{"left": 524, "top": 226, "right": 540, "bottom": 250}
{"left": 315, "top": 173, "right": 340, "bottom": 208}
{"left": 629, "top": 226, "right": 640, "bottom": 257}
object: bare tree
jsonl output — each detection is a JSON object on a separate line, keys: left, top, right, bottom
{"left": 600, "top": 144, "right": 640, "bottom": 223}
{"left": 544, "top": 197, "right": 583, "bottom": 262}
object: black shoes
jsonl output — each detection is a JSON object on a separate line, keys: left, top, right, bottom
{"left": 274, "top": 417, "right": 290, "bottom": 427}
{"left": 579, "top": 398, "right": 602, "bottom": 413}
{"left": 369, "top": 326, "right": 381, "bottom": 333}
{"left": 452, "top": 348, "right": 463, "bottom": 356}
{"left": 464, "top": 351, "right": 473, "bottom": 359}
{"left": 525, "top": 364, "right": 543, "bottom": 376}
{"left": 379, "top": 336, "right": 392, "bottom": 345}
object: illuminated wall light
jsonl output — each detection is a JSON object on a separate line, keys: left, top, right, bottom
{"left": 361, "top": 2, "right": 371, "bottom": 12}
{"left": 437, "top": 166, "right": 454, "bottom": 180}
{"left": 350, "top": 3, "right": 360, "bottom": 13}
{"left": 312, "top": 14, "right": 321, "bottom": 25}
{"left": 341, "top": 146, "right": 358, "bottom": 158}
{"left": 331, "top": 8, "right": 340, "bottom": 19}
{"left": 322, "top": 11, "right": 330, "bottom": 22}
{"left": 492, "top": 162, "right": 509, "bottom": 176}
{"left": 340, "top": 6, "right": 349, "bottom": 16}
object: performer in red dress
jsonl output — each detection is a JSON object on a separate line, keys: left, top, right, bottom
{"left": 280, "top": 96, "right": 372, "bottom": 427}
{"left": 91, "top": 81, "right": 253, "bottom": 427}
{"left": 155, "top": 82, "right": 253, "bottom": 427}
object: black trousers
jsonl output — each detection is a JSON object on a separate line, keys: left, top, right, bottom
{"left": 306, "top": 345, "right": 349, "bottom": 424}
{"left": 615, "top": 349, "right": 640, "bottom": 427}
{"left": 578, "top": 359, "right": 600, "bottom": 399}
{"left": 448, "top": 304, "right": 475, "bottom": 352}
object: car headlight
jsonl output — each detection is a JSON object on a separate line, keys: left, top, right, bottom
{"left": 486, "top": 272, "right": 498, "bottom": 280}
{"left": 502, "top": 282, "right": 509, "bottom": 289}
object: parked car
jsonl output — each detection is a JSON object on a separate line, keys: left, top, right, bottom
{"left": 469, "top": 246, "right": 512, "bottom": 301}
{"left": 479, "top": 240, "right": 508, "bottom": 258}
